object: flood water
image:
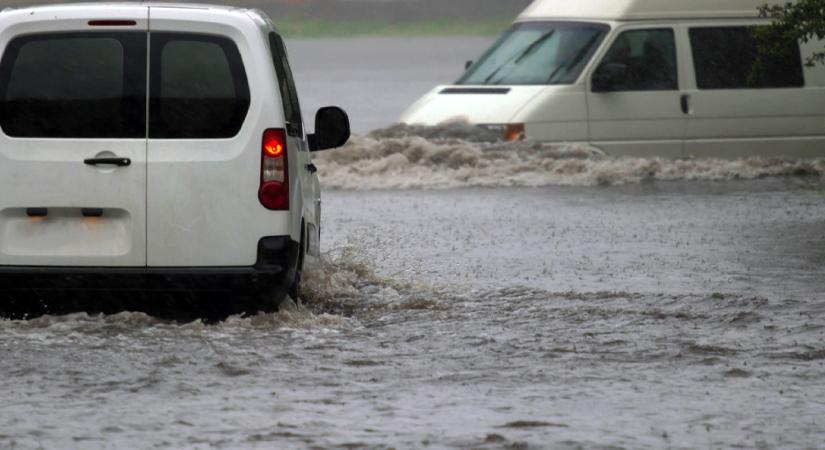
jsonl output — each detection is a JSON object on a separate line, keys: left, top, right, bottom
{"left": 2, "top": 37, "right": 825, "bottom": 450}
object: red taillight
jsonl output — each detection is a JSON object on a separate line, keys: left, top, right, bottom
{"left": 259, "top": 129, "right": 289, "bottom": 210}
{"left": 88, "top": 20, "right": 137, "bottom": 27}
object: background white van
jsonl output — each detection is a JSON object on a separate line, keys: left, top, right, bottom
{"left": 0, "top": 3, "right": 349, "bottom": 315}
{"left": 400, "top": 0, "right": 825, "bottom": 158}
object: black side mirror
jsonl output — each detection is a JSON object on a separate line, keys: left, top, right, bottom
{"left": 592, "top": 62, "right": 628, "bottom": 93}
{"left": 308, "top": 106, "right": 350, "bottom": 152}
{"left": 465, "top": 60, "right": 474, "bottom": 70}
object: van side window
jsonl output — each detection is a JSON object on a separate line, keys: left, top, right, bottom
{"left": 268, "top": 32, "right": 303, "bottom": 138}
{"left": 689, "top": 27, "right": 804, "bottom": 89}
{"left": 597, "top": 29, "right": 678, "bottom": 91}
{"left": 149, "top": 33, "right": 250, "bottom": 139}
{"left": 0, "top": 32, "right": 146, "bottom": 138}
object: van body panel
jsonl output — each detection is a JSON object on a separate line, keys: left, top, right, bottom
{"left": 683, "top": 90, "right": 825, "bottom": 158}
{"left": 0, "top": 6, "right": 149, "bottom": 267}
{"left": 399, "top": 86, "right": 545, "bottom": 126}
{"left": 145, "top": 6, "right": 288, "bottom": 267}
{"left": 511, "top": 86, "right": 589, "bottom": 142}
{"left": 266, "top": 31, "right": 316, "bottom": 253}
{"left": 587, "top": 95, "right": 686, "bottom": 141}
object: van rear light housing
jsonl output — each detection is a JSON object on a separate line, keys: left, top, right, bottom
{"left": 259, "top": 128, "right": 289, "bottom": 210}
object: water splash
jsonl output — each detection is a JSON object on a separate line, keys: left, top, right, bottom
{"left": 301, "top": 245, "right": 449, "bottom": 318}
{"left": 314, "top": 122, "right": 825, "bottom": 189}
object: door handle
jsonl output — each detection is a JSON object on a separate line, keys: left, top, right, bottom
{"left": 84, "top": 157, "right": 131, "bottom": 167}
{"left": 680, "top": 94, "right": 691, "bottom": 115}
{"left": 306, "top": 163, "right": 318, "bottom": 174}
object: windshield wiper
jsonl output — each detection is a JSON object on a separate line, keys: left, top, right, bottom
{"left": 483, "top": 30, "right": 556, "bottom": 84}
{"left": 546, "top": 32, "right": 601, "bottom": 84}
{"left": 514, "top": 30, "right": 557, "bottom": 64}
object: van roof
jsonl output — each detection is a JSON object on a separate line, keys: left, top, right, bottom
{"left": 1, "top": 2, "right": 248, "bottom": 15}
{"left": 518, "top": 0, "right": 769, "bottom": 21}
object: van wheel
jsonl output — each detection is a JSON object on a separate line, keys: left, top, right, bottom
{"left": 286, "top": 222, "right": 306, "bottom": 306}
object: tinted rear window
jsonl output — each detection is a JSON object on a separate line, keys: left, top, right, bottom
{"left": 0, "top": 32, "right": 147, "bottom": 138}
{"left": 689, "top": 27, "right": 804, "bottom": 89}
{"left": 149, "top": 33, "right": 250, "bottom": 139}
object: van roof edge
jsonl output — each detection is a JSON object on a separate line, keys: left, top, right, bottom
{"left": 519, "top": 0, "right": 768, "bottom": 22}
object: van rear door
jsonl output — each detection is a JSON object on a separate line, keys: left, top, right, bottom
{"left": 0, "top": 8, "right": 149, "bottom": 267}
{"left": 145, "top": 8, "right": 261, "bottom": 267}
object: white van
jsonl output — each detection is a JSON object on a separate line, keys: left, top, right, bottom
{"left": 400, "top": 0, "right": 825, "bottom": 158}
{"left": 0, "top": 3, "right": 349, "bottom": 312}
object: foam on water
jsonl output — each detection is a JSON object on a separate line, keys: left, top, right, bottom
{"left": 314, "top": 122, "right": 825, "bottom": 189}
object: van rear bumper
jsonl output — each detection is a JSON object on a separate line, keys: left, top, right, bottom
{"left": 0, "top": 236, "right": 300, "bottom": 294}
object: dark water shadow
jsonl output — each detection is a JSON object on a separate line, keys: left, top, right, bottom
{"left": 0, "top": 290, "right": 267, "bottom": 323}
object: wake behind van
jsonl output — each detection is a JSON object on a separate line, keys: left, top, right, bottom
{"left": 400, "top": 0, "right": 825, "bottom": 158}
{"left": 0, "top": 3, "right": 350, "bottom": 315}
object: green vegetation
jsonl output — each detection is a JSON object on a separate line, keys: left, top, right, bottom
{"left": 758, "top": 0, "right": 825, "bottom": 66}
{"left": 274, "top": 17, "right": 511, "bottom": 38}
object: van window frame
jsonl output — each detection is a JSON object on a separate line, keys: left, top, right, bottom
{"left": 268, "top": 32, "right": 304, "bottom": 138}
{"left": 0, "top": 31, "right": 147, "bottom": 139}
{"left": 688, "top": 25, "right": 805, "bottom": 90}
{"left": 591, "top": 27, "right": 679, "bottom": 93}
{"left": 148, "top": 32, "right": 251, "bottom": 140}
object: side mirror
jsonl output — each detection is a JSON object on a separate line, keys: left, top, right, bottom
{"left": 592, "top": 62, "right": 628, "bottom": 93}
{"left": 308, "top": 106, "right": 350, "bottom": 152}
{"left": 465, "top": 60, "right": 474, "bottom": 70}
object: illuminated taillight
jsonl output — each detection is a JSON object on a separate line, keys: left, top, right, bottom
{"left": 259, "top": 129, "right": 289, "bottom": 210}
{"left": 505, "top": 123, "right": 526, "bottom": 142}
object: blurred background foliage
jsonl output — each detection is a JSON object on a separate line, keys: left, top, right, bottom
{"left": 758, "top": 0, "right": 825, "bottom": 67}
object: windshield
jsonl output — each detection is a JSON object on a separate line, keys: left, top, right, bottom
{"left": 458, "top": 22, "right": 610, "bottom": 86}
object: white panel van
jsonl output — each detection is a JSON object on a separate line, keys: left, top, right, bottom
{"left": 0, "top": 3, "right": 349, "bottom": 314}
{"left": 400, "top": 0, "right": 825, "bottom": 158}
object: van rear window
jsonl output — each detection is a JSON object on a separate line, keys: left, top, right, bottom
{"left": 0, "top": 32, "right": 147, "bottom": 138}
{"left": 689, "top": 27, "right": 804, "bottom": 90}
{"left": 149, "top": 33, "right": 250, "bottom": 139}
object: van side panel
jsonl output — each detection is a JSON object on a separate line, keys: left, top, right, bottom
{"left": 682, "top": 21, "right": 825, "bottom": 158}
{"left": 512, "top": 86, "right": 589, "bottom": 142}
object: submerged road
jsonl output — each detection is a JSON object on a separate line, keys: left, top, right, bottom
{"left": 1, "top": 37, "right": 824, "bottom": 449}
{"left": 2, "top": 181, "right": 824, "bottom": 449}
